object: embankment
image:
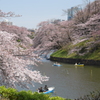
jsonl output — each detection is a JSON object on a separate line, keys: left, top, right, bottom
{"left": 50, "top": 56, "right": 100, "bottom": 66}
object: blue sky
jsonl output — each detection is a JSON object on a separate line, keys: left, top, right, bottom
{"left": 0, "top": 0, "right": 94, "bottom": 29}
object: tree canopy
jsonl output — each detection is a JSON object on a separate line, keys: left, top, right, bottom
{"left": 0, "top": 10, "right": 49, "bottom": 88}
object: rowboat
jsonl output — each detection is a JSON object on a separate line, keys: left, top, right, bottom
{"left": 53, "top": 63, "right": 61, "bottom": 67}
{"left": 75, "top": 63, "right": 84, "bottom": 67}
{"left": 43, "top": 87, "right": 55, "bottom": 94}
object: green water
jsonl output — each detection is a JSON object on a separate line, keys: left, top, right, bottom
{"left": 18, "top": 59, "right": 100, "bottom": 99}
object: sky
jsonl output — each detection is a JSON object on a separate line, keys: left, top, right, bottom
{"left": 0, "top": 0, "right": 95, "bottom": 29}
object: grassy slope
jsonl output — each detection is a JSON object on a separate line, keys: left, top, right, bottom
{"left": 51, "top": 38, "right": 100, "bottom": 60}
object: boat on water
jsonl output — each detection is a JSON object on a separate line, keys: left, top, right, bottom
{"left": 53, "top": 63, "right": 61, "bottom": 67}
{"left": 43, "top": 87, "right": 55, "bottom": 94}
{"left": 75, "top": 63, "right": 84, "bottom": 67}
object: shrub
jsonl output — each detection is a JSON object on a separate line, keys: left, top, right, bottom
{"left": 16, "top": 90, "right": 33, "bottom": 100}
{"left": 0, "top": 86, "right": 66, "bottom": 100}
{"left": 50, "top": 96, "right": 70, "bottom": 100}
{"left": 0, "top": 86, "right": 18, "bottom": 100}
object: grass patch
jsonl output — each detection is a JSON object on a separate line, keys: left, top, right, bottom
{"left": 51, "top": 39, "right": 100, "bottom": 60}
{"left": 66, "top": 52, "right": 77, "bottom": 58}
{"left": 51, "top": 49, "right": 68, "bottom": 58}
{"left": 76, "top": 49, "right": 100, "bottom": 60}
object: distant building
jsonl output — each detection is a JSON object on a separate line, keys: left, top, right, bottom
{"left": 28, "top": 29, "right": 35, "bottom": 34}
{"left": 50, "top": 19, "right": 65, "bottom": 24}
{"left": 67, "top": 6, "right": 81, "bottom": 20}
{"left": 1, "top": 19, "right": 13, "bottom": 25}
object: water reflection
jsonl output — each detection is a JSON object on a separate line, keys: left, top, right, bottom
{"left": 17, "top": 59, "right": 100, "bottom": 99}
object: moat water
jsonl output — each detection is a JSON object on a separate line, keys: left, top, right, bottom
{"left": 18, "top": 59, "right": 100, "bottom": 99}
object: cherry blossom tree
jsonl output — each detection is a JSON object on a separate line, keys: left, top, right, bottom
{"left": 0, "top": 31, "right": 49, "bottom": 89}
{"left": 33, "top": 0, "right": 100, "bottom": 56}
{"left": 0, "top": 10, "right": 49, "bottom": 89}
{"left": 0, "top": 10, "right": 21, "bottom": 17}
{"left": 0, "top": 23, "right": 33, "bottom": 47}
{"left": 74, "top": 0, "right": 100, "bottom": 24}
{"left": 33, "top": 20, "right": 74, "bottom": 55}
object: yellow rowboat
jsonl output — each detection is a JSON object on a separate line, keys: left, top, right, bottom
{"left": 75, "top": 63, "right": 84, "bottom": 67}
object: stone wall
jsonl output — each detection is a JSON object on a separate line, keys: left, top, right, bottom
{"left": 50, "top": 56, "right": 100, "bottom": 66}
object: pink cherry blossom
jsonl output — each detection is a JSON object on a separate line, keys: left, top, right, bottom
{"left": 0, "top": 31, "right": 49, "bottom": 89}
{"left": 33, "top": 20, "right": 74, "bottom": 55}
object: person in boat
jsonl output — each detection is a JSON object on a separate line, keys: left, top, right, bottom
{"left": 78, "top": 62, "right": 80, "bottom": 65}
{"left": 44, "top": 85, "right": 48, "bottom": 91}
{"left": 38, "top": 87, "right": 44, "bottom": 92}
{"left": 55, "top": 62, "right": 60, "bottom": 65}
{"left": 37, "top": 88, "right": 40, "bottom": 93}
{"left": 54, "top": 62, "right": 57, "bottom": 65}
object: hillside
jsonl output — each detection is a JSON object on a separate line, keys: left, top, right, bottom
{"left": 50, "top": 0, "right": 100, "bottom": 61}
{"left": 31, "top": 0, "right": 100, "bottom": 64}
{"left": 51, "top": 38, "right": 100, "bottom": 60}
{"left": 33, "top": 0, "right": 100, "bottom": 60}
